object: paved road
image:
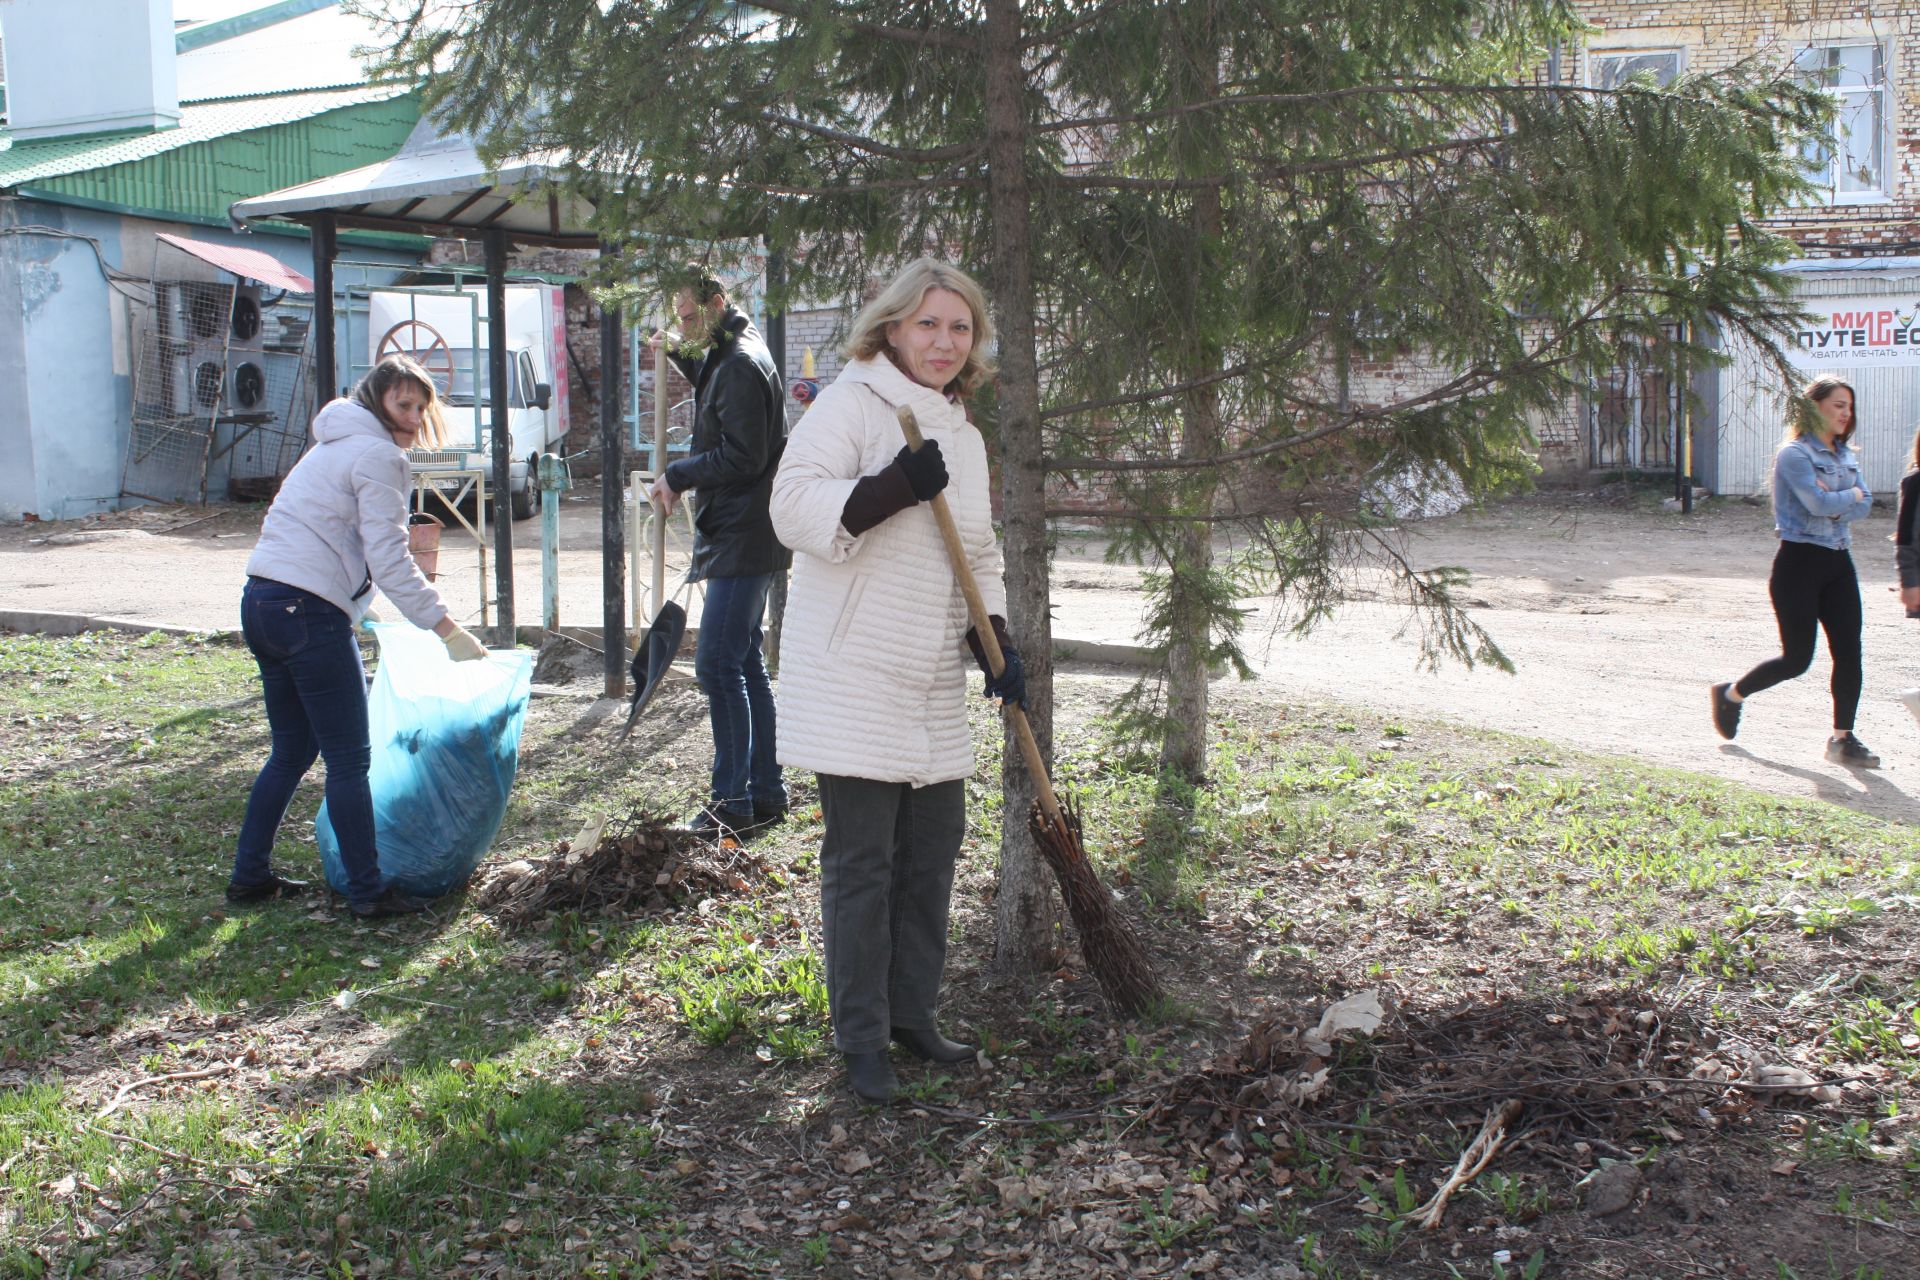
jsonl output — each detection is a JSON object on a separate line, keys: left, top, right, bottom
{"left": 6, "top": 485, "right": 1919, "bottom": 824}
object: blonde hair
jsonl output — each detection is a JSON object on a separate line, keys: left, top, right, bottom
{"left": 354, "top": 354, "right": 449, "bottom": 449}
{"left": 1783, "top": 373, "right": 1857, "bottom": 449}
{"left": 845, "top": 258, "right": 996, "bottom": 398}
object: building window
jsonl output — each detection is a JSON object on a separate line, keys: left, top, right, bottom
{"left": 1795, "top": 42, "right": 1890, "bottom": 202}
{"left": 1589, "top": 49, "right": 1682, "bottom": 91}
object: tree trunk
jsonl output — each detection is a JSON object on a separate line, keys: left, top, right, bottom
{"left": 1161, "top": 21, "right": 1224, "bottom": 782}
{"left": 1162, "top": 357, "right": 1221, "bottom": 780}
{"left": 982, "top": 0, "right": 1060, "bottom": 972}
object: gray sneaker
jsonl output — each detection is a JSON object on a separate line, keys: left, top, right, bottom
{"left": 1825, "top": 733, "right": 1881, "bottom": 769}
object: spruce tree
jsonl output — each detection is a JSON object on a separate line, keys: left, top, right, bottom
{"left": 361, "top": 0, "right": 1825, "bottom": 967}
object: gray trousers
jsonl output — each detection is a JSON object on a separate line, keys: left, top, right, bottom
{"left": 816, "top": 773, "right": 966, "bottom": 1054}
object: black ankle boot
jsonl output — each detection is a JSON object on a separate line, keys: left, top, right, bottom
{"left": 844, "top": 1051, "right": 898, "bottom": 1103}
{"left": 890, "top": 1026, "right": 976, "bottom": 1063}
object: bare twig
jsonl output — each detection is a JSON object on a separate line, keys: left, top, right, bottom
{"left": 94, "top": 1061, "right": 240, "bottom": 1120}
{"left": 1814, "top": 1211, "right": 1920, "bottom": 1240}
{"left": 101, "top": 1173, "right": 245, "bottom": 1238}
{"left": 1413, "top": 1099, "right": 1523, "bottom": 1229}
{"left": 80, "top": 1122, "right": 219, "bottom": 1169}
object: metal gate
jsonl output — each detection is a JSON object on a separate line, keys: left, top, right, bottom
{"left": 1589, "top": 344, "right": 1679, "bottom": 470}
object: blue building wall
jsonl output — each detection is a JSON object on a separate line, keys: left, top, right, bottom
{"left": 0, "top": 225, "right": 38, "bottom": 520}
{"left": 0, "top": 196, "right": 418, "bottom": 520}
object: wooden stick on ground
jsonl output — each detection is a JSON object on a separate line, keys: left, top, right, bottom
{"left": 1414, "top": 1098, "right": 1524, "bottom": 1230}
{"left": 95, "top": 1061, "right": 240, "bottom": 1121}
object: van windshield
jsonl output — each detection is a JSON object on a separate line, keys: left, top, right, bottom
{"left": 398, "top": 348, "right": 526, "bottom": 409}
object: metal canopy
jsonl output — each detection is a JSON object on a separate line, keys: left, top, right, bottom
{"left": 157, "top": 232, "right": 315, "bottom": 293}
{"left": 229, "top": 118, "right": 626, "bottom": 688}
{"left": 227, "top": 125, "right": 606, "bottom": 248}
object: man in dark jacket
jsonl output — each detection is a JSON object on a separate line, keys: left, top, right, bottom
{"left": 648, "top": 268, "right": 791, "bottom": 836}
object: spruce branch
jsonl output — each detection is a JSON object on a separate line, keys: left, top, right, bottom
{"left": 745, "top": 0, "right": 978, "bottom": 50}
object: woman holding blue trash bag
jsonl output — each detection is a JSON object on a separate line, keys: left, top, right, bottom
{"left": 771, "top": 259, "right": 1024, "bottom": 1104}
{"left": 229, "top": 354, "right": 488, "bottom": 919}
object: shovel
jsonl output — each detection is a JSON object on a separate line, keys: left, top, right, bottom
{"left": 618, "top": 597, "right": 688, "bottom": 743}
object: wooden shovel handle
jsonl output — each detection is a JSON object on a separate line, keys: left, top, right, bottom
{"left": 895, "top": 407, "right": 1062, "bottom": 823}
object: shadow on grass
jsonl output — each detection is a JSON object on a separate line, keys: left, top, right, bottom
{"left": 1718, "top": 742, "right": 1920, "bottom": 825}
{"left": 0, "top": 750, "right": 467, "bottom": 1064}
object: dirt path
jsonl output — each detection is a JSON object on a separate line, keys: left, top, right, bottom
{"left": 1213, "top": 494, "right": 1920, "bottom": 825}
{"left": 6, "top": 486, "right": 1917, "bottom": 823}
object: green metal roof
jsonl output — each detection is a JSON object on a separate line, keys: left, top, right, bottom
{"left": 1, "top": 88, "right": 420, "bottom": 227}
{"left": 0, "top": 84, "right": 415, "bottom": 187}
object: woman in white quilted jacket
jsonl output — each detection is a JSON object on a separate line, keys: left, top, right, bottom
{"left": 771, "top": 260, "right": 1025, "bottom": 1104}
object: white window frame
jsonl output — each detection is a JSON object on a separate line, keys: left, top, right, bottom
{"left": 1587, "top": 47, "right": 1685, "bottom": 91}
{"left": 1794, "top": 40, "right": 1894, "bottom": 206}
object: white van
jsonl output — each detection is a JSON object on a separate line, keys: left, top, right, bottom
{"left": 367, "top": 285, "right": 571, "bottom": 519}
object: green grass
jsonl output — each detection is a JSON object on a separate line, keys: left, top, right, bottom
{"left": 4, "top": 630, "right": 1918, "bottom": 1278}
{"left": 0, "top": 633, "right": 691, "bottom": 1276}
{"left": 652, "top": 903, "right": 828, "bottom": 1054}
{"left": 1064, "top": 708, "right": 1918, "bottom": 989}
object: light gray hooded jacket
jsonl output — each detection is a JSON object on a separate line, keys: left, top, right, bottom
{"left": 245, "top": 399, "right": 450, "bottom": 629}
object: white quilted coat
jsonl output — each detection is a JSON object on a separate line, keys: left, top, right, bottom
{"left": 772, "top": 356, "right": 1007, "bottom": 786}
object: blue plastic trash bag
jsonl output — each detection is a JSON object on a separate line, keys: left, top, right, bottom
{"left": 317, "top": 624, "right": 535, "bottom": 899}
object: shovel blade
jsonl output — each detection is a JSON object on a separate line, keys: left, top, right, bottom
{"left": 618, "top": 600, "right": 688, "bottom": 743}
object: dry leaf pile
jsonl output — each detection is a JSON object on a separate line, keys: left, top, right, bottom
{"left": 1148, "top": 990, "right": 1863, "bottom": 1230}
{"left": 470, "top": 809, "right": 763, "bottom": 929}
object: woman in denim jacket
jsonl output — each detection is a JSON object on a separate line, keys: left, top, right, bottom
{"left": 1710, "top": 375, "right": 1878, "bottom": 766}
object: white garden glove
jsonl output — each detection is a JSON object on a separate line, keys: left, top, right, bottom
{"left": 443, "top": 626, "right": 487, "bottom": 662}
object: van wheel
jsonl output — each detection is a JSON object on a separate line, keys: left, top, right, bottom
{"left": 512, "top": 452, "right": 546, "bottom": 521}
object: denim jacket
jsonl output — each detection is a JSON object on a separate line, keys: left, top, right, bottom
{"left": 1772, "top": 435, "right": 1871, "bottom": 550}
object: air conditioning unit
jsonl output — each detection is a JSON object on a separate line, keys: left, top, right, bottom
{"left": 156, "top": 282, "right": 230, "bottom": 344}
{"left": 174, "top": 348, "right": 269, "bottom": 415}
{"left": 228, "top": 285, "right": 264, "bottom": 350}
{"left": 155, "top": 282, "right": 267, "bottom": 351}
{"left": 227, "top": 359, "right": 268, "bottom": 412}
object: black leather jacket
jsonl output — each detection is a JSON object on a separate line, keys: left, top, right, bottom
{"left": 663, "top": 309, "right": 791, "bottom": 581}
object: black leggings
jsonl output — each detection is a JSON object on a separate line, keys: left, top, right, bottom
{"left": 1735, "top": 540, "right": 1863, "bottom": 731}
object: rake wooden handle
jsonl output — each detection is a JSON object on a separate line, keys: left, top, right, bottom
{"left": 894, "top": 406, "right": 1062, "bottom": 824}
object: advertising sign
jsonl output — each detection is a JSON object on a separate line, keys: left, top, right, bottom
{"left": 1789, "top": 296, "right": 1920, "bottom": 368}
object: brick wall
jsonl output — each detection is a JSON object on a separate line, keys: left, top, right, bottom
{"left": 1576, "top": 1, "right": 1920, "bottom": 255}
{"left": 1362, "top": 2, "right": 1920, "bottom": 481}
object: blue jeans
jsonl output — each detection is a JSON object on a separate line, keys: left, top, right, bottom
{"left": 693, "top": 574, "right": 785, "bottom": 815}
{"left": 233, "top": 578, "right": 384, "bottom": 905}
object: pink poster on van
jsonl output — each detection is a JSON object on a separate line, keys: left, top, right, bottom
{"left": 549, "top": 286, "right": 572, "bottom": 429}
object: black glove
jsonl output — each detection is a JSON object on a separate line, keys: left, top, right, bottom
{"left": 966, "top": 616, "right": 1024, "bottom": 708}
{"left": 841, "top": 441, "right": 950, "bottom": 535}
{"left": 894, "top": 440, "right": 947, "bottom": 502}
{"left": 984, "top": 644, "right": 1024, "bottom": 707}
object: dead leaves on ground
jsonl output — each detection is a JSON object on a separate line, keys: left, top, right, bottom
{"left": 469, "top": 808, "right": 764, "bottom": 929}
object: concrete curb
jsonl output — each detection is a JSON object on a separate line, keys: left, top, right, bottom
{"left": 0, "top": 611, "right": 1158, "bottom": 669}
{"left": 0, "top": 610, "right": 232, "bottom": 640}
